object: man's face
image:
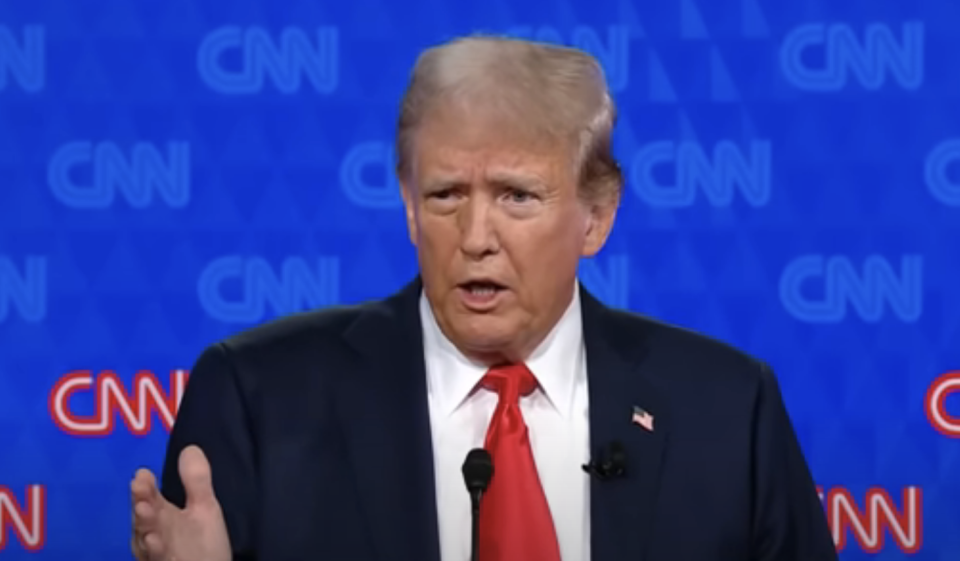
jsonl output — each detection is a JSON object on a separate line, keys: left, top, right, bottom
{"left": 400, "top": 104, "right": 617, "bottom": 363}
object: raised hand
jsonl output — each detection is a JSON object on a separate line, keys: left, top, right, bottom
{"left": 130, "top": 445, "right": 232, "bottom": 561}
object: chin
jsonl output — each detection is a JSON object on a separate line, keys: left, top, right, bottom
{"left": 457, "top": 324, "right": 514, "bottom": 348}
{"left": 451, "top": 319, "right": 518, "bottom": 353}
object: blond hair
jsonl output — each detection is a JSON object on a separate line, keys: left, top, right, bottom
{"left": 395, "top": 34, "right": 623, "bottom": 204}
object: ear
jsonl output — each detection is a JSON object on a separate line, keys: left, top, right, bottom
{"left": 580, "top": 197, "right": 618, "bottom": 257}
{"left": 399, "top": 177, "right": 419, "bottom": 246}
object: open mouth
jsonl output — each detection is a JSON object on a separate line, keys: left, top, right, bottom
{"left": 459, "top": 280, "right": 506, "bottom": 296}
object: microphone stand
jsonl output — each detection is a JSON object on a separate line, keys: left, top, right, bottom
{"left": 469, "top": 488, "right": 481, "bottom": 561}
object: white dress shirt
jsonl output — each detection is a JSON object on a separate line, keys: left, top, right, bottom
{"left": 420, "top": 285, "right": 591, "bottom": 561}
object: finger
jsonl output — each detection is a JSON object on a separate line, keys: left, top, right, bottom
{"left": 130, "top": 532, "right": 157, "bottom": 561}
{"left": 143, "top": 532, "right": 166, "bottom": 558}
{"left": 131, "top": 469, "right": 160, "bottom": 504}
{"left": 130, "top": 470, "right": 164, "bottom": 524}
{"left": 133, "top": 499, "right": 157, "bottom": 531}
{"left": 130, "top": 491, "right": 156, "bottom": 534}
{"left": 179, "top": 445, "right": 217, "bottom": 508}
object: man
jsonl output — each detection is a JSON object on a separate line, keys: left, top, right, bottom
{"left": 130, "top": 35, "right": 837, "bottom": 561}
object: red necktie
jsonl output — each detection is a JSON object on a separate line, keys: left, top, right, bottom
{"left": 478, "top": 363, "right": 562, "bottom": 561}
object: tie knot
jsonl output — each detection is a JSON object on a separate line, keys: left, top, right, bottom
{"left": 481, "top": 363, "right": 538, "bottom": 402}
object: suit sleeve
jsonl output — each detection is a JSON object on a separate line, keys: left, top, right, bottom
{"left": 750, "top": 362, "right": 837, "bottom": 561}
{"left": 160, "top": 342, "right": 258, "bottom": 560}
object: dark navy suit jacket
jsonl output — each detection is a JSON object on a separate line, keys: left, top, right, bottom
{"left": 160, "top": 278, "right": 838, "bottom": 561}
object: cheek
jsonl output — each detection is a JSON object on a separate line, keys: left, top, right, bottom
{"left": 420, "top": 225, "right": 458, "bottom": 254}
{"left": 416, "top": 221, "right": 460, "bottom": 269}
{"left": 509, "top": 227, "right": 585, "bottom": 285}
{"left": 522, "top": 214, "right": 587, "bottom": 254}
{"left": 508, "top": 235, "right": 578, "bottom": 280}
{"left": 417, "top": 212, "right": 449, "bottom": 240}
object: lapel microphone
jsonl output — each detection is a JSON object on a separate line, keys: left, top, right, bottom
{"left": 462, "top": 448, "right": 494, "bottom": 561}
{"left": 582, "top": 440, "right": 627, "bottom": 480}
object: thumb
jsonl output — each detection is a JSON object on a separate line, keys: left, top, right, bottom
{"left": 178, "top": 445, "right": 218, "bottom": 509}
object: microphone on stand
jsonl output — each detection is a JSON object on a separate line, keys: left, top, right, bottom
{"left": 462, "top": 448, "right": 494, "bottom": 561}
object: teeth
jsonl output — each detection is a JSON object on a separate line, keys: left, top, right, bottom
{"left": 466, "top": 283, "right": 499, "bottom": 294}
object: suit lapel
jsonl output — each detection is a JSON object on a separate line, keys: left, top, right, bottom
{"left": 581, "top": 286, "right": 671, "bottom": 561}
{"left": 338, "top": 278, "right": 441, "bottom": 561}
{"left": 333, "top": 280, "right": 669, "bottom": 561}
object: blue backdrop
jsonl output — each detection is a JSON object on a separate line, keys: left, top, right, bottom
{"left": 1, "top": 0, "right": 958, "bottom": 558}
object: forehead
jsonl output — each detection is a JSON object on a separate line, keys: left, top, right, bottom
{"left": 411, "top": 102, "right": 574, "bottom": 183}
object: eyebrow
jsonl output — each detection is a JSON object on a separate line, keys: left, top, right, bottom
{"left": 421, "top": 174, "right": 466, "bottom": 192}
{"left": 421, "top": 169, "right": 547, "bottom": 192}
{"left": 484, "top": 170, "right": 547, "bottom": 190}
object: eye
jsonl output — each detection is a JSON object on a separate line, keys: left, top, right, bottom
{"left": 505, "top": 188, "right": 536, "bottom": 203}
{"left": 427, "top": 188, "right": 455, "bottom": 200}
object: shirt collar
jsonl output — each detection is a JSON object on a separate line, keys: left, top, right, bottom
{"left": 421, "top": 282, "right": 585, "bottom": 418}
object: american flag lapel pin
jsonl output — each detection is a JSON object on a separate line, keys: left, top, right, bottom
{"left": 631, "top": 405, "right": 654, "bottom": 432}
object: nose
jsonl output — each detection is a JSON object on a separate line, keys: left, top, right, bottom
{"left": 458, "top": 195, "right": 499, "bottom": 259}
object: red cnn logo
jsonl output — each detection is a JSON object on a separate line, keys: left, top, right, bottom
{"left": 0, "top": 485, "right": 45, "bottom": 552}
{"left": 49, "top": 369, "right": 189, "bottom": 436}
{"left": 926, "top": 371, "right": 960, "bottom": 437}
{"left": 817, "top": 486, "right": 922, "bottom": 554}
